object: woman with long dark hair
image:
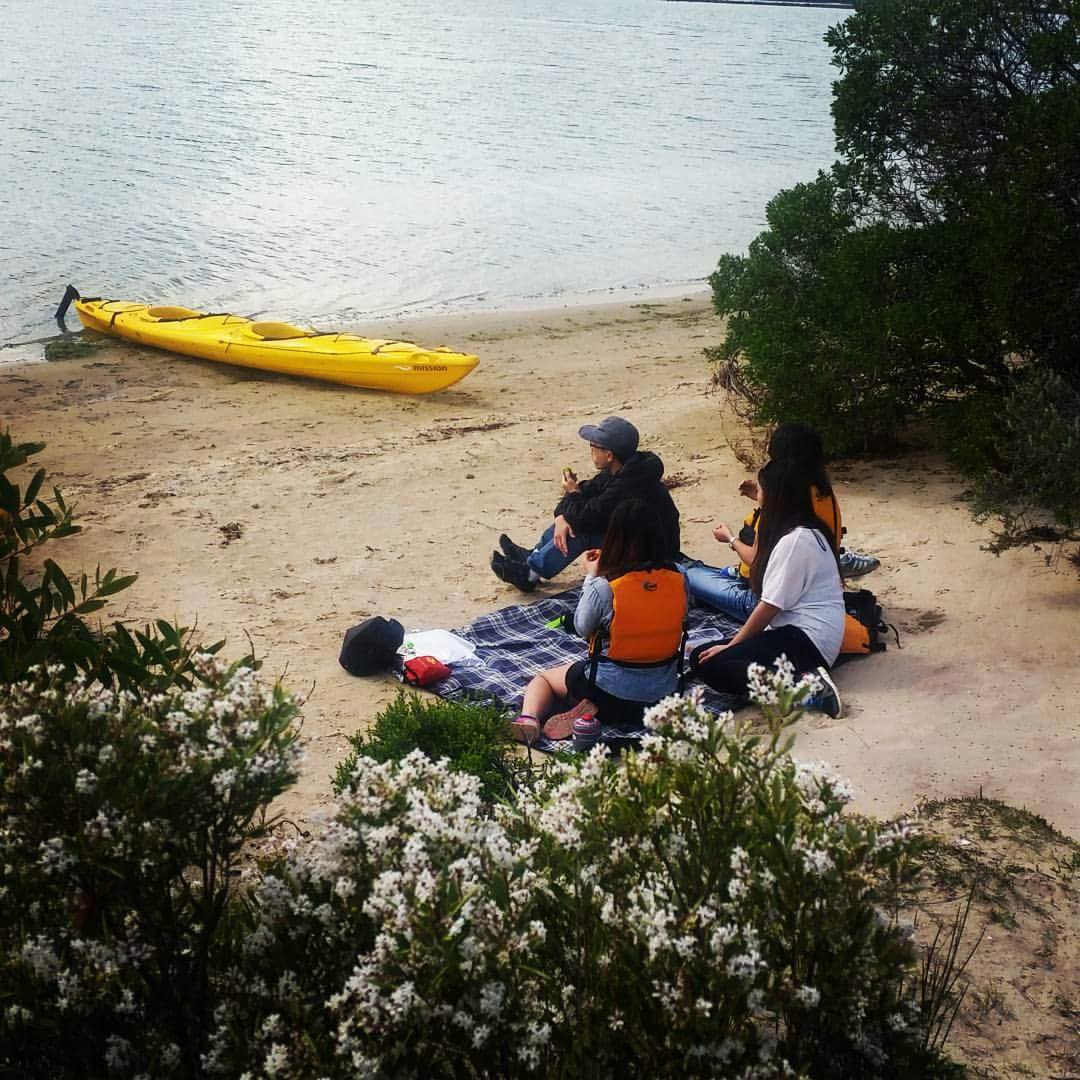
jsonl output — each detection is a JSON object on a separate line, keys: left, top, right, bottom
{"left": 689, "top": 459, "right": 846, "bottom": 716}
{"left": 511, "top": 499, "right": 688, "bottom": 745}
{"left": 684, "top": 423, "right": 844, "bottom": 621}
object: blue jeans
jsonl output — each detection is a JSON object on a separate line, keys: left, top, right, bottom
{"left": 682, "top": 559, "right": 757, "bottom": 622}
{"left": 526, "top": 523, "right": 605, "bottom": 580}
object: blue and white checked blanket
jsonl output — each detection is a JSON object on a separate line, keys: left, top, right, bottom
{"left": 427, "top": 588, "right": 745, "bottom": 751}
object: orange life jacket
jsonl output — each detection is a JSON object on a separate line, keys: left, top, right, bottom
{"left": 737, "top": 486, "right": 843, "bottom": 578}
{"left": 591, "top": 565, "right": 688, "bottom": 666}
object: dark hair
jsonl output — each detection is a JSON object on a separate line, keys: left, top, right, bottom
{"left": 750, "top": 460, "right": 838, "bottom": 595}
{"left": 768, "top": 422, "right": 833, "bottom": 497}
{"left": 596, "top": 499, "right": 668, "bottom": 580}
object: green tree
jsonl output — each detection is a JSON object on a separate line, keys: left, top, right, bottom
{"left": 709, "top": 176, "right": 1007, "bottom": 453}
{"left": 828, "top": 0, "right": 1080, "bottom": 372}
{"left": 711, "top": 0, "right": 1080, "bottom": 544}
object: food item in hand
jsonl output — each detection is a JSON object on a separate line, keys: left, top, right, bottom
{"left": 563, "top": 466, "right": 576, "bottom": 481}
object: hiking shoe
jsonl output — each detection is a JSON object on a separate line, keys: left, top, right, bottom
{"left": 571, "top": 714, "right": 601, "bottom": 753}
{"left": 805, "top": 666, "right": 843, "bottom": 719}
{"left": 492, "top": 550, "right": 536, "bottom": 593}
{"left": 499, "top": 533, "right": 532, "bottom": 564}
{"left": 839, "top": 549, "right": 881, "bottom": 578}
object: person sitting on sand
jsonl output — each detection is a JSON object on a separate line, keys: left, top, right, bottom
{"left": 683, "top": 422, "right": 876, "bottom": 621}
{"left": 492, "top": 415, "right": 680, "bottom": 593}
{"left": 510, "top": 499, "right": 688, "bottom": 745}
{"left": 689, "top": 458, "right": 844, "bottom": 718}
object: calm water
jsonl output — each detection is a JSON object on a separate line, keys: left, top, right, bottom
{"left": 0, "top": 0, "right": 840, "bottom": 348}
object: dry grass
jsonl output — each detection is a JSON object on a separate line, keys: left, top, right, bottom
{"left": 907, "top": 797, "right": 1080, "bottom": 1078}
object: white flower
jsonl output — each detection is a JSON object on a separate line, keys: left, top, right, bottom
{"left": 479, "top": 981, "right": 505, "bottom": 1017}
{"left": 212, "top": 768, "right": 237, "bottom": 796}
{"left": 263, "top": 1042, "right": 289, "bottom": 1077}
{"left": 887, "top": 1011, "right": 908, "bottom": 1032}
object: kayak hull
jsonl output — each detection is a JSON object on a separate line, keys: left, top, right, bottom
{"left": 73, "top": 299, "right": 479, "bottom": 394}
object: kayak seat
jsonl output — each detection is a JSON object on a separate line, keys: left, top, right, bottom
{"left": 250, "top": 321, "right": 312, "bottom": 340}
{"left": 147, "top": 306, "right": 203, "bottom": 320}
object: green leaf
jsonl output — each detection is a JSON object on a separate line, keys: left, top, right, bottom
{"left": 23, "top": 468, "right": 45, "bottom": 507}
{"left": 97, "top": 572, "right": 137, "bottom": 597}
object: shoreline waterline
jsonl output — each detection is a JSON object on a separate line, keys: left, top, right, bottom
{"left": 0, "top": 278, "right": 714, "bottom": 368}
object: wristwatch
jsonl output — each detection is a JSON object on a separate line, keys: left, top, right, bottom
{"left": 728, "top": 537, "right": 738, "bottom": 552}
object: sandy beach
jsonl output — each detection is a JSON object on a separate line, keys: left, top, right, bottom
{"left": 3, "top": 295, "right": 1078, "bottom": 834}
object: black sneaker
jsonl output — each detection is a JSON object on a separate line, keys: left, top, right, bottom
{"left": 499, "top": 533, "right": 532, "bottom": 564}
{"left": 501, "top": 554, "right": 537, "bottom": 592}
{"left": 491, "top": 550, "right": 510, "bottom": 582}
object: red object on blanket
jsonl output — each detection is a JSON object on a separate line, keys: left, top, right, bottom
{"left": 402, "top": 655, "right": 452, "bottom": 687}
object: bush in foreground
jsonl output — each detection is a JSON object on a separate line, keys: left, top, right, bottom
{"left": 334, "top": 689, "right": 517, "bottom": 802}
{"left": 220, "top": 665, "right": 956, "bottom": 1079}
{"left": 0, "top": 656, "right": 301, "bottom": 1077}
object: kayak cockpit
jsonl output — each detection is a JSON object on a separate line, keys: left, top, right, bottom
{"left": 249, "top": 321, "right": 313, "bottom": 340}
{"left": 146, "top": 306, "right": 203, "bottom": 320}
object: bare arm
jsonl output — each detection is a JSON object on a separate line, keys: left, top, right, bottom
{"left": 712, "top": 522, "right": 757, "bottom": 569}
{"left": 695, "top": 600, "right": 779, "bottom": 664}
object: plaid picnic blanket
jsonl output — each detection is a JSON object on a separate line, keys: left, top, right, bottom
{"left": 426, "top": 588, "right": 746, "bottom": 753}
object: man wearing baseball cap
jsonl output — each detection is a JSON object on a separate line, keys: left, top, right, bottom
{"left": 492, "top": 415, "right": 681, "bottom": 592}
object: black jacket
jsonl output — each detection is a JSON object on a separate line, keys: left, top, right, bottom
{"left": 553, "top": 451, "right": 681, "bottom": 557}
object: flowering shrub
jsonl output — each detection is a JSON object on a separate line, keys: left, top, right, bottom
{"left": 0, "top": 655, "right": 301, "bottom": 1077}
{"left": 216, "top": 661, "right": 952, "bottom": 1079}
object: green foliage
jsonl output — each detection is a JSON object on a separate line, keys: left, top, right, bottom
{"left": 1, "top": 429, "right": 136, "bottom": 681}
{"left": 43, "top": 336, "right": 103, "bottom": 361}
{"left": 709, "top": 0, "right": 1080, "bottom": 528}
{"left": 221, "top": 677, "right": 963, "bottom": 1078}
{"left": 334, "top": 689, "right": 516, "bottom": 802}
{"left": 970, "top": 369, "right": 1080, "bottom": 553}
{"left": 0, "top": 659, "right": 301, "bottom": 1077}
{"left": 934, "top": 391, "right": 1002, "bottom": 479}
{"left": 828, "top": 0, "right": 1080, "bottom": 373}
{"left": 709, "top": 176, "right": 1007, "bottom": 453}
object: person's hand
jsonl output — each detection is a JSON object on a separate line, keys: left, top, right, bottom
{"left": 712, "top": 522, "right": 733, "bottom": 545}
{"left": 696, "top": 640, "right": 734, "bottom": 664}
{"left": 739, "top": 479, "right": 759, "bottom": 500}
{"left": 553, "top": 515, "right": 576, "bottom": 555}
{"left": 561, "top": 467, "right": 581, "bottom": 494}
{"left": 584, "top": 548, "right": 601, "bottom": 576}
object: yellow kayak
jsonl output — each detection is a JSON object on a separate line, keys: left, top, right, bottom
{"left": 59, "top": 288, "right": 478, "bottom": 394}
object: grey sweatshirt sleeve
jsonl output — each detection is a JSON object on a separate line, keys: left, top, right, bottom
{"left": 574, "top": 575, "right": 613, "bottom": 638}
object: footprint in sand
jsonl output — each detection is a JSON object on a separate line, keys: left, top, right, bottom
{"left": 915, "top": 610, "right": 947, "bottom": 631}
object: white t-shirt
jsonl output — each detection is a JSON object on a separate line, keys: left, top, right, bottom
{"left": 760, "top": 527, "right": 845, "bottom": 666}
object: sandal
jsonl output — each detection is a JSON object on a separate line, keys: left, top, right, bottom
{"left": 510, "top": 714, "right": 540, "bottom": 745}
{"left": 542, "top": 699, "right": 597, "bottom": 742}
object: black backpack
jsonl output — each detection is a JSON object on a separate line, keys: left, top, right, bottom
{"left": 840, "top": 588, "right": 899, "bottom": 657}
{"left": 339, "top": 617, "right": 405, "bottom": 676}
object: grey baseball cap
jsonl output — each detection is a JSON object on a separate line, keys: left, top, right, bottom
{"left": 578, "top": 416, "right": 639, "bottom": 461}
